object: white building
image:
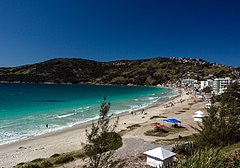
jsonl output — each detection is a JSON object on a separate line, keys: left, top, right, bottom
{"left": 144, "top": 147, "right": 176, "bottom": 168}
{"left": 200, "top": 79, "right": 213, "bottom": 90}
{"left": 181, "top": 79, "right": 196, "bottom": 88}
{"left": 213, "top": 77, "right": 231, "bottom": 94}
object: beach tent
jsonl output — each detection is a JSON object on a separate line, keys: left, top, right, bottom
{"left": 163, "top": 118, "right": 181, "bottom": 123}
{"left": 194, "top": 110, "right": 205, "bottom": 115}
{"left": 144, "top": 147, "right": 176, "bottom": 168}
{"left": 163, "top": 118, "right": 181, "bottom": 127}
{"left": 193, "top": 110, "right": 205, "bottom": 122}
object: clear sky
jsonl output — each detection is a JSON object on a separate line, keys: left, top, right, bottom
{"left": 0, "top": 0, "right": 239, "bottom": 67}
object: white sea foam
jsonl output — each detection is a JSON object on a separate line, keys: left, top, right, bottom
{"left": 147, "top": 97, "right": 158, "bottom": 100}
{"left": 55, "top": 112, "right": 77, "bottom": 119}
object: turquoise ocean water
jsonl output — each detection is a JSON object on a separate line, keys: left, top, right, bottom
{"left": 0, "top": 83, "right": 176, "bottom": 145}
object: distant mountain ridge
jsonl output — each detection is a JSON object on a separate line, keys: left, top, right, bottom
{"left": 0, "top": 57, "right": 238, "bottom": 85}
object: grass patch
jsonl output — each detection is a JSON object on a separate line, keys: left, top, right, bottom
{"left": 222, "top": 142, "right": 240, "bottom": 154}
{"left": 188, "top": 103, "right": 194, "bottom": 106}
{"left": 38, "top": 160, "right": 53, "bottom": 167}
{"left": 119, "top": 124, "right": 141, "bottom": 136}
{"left": 161, "top": 134, "right": 195, "bottom": 142}
{"left": 150, "top": 115, "right": 167, "bottom": 119}
{"left": 144, "top": 127, "right": 187, "bottom": 137}
{"left": 175, "top": 112, "right": 182, "bottom": 115}
{"left": 178, "top": 110, "right": 186, "bottom": 113}
{"left": 127, "top": 124, "right": 141, "bottom": 129}
{"left": 50, "top": 153, "right": 60, "bottom": 158}
{"left": 31, "top": 158, "right": 45, "bottom": 163}
{"left": 54, "top": 154, "right": 74, "bottom": 164}
{"left": 14, "top": 150, "right": 86, "bottom": 168}
{"left": 15, "top": 160, "right": 53, "bottom": 168}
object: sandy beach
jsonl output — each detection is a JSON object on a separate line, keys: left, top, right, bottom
{"left": 0, "top": 88, "right": 207, "bottom": 167}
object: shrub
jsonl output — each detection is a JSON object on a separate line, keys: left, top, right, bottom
{"left": 30, "top": 158, "right": 44, "bottom": 163}
{"left": 38, "top": 160, "right": 53, "bottom": 167}
{"left": 17, "top": 163, "right": 40, "bottom": 168}
{"left": 73, "top": 151, "right": 86, "bottom": 159}
{"left": 150, "top": 116, "right": 167, "bottom": 119}
{"left": 177, "top": 148, "right": 225, "bottom": 168}
{"left": 54, "top": 154, "right": 74, "bottom": 164}
{"left": 102, "top": 132, "right": 123, "bottom": 151}
{"left": 172, "top": 142, "right": 197, "bottom": 156}
{"left": 126, "top": 124, "right": 141, "bottom": 129}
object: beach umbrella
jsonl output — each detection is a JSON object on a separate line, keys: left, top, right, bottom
{"left": 150, "top": 122, "right": 164, "bottom": 128}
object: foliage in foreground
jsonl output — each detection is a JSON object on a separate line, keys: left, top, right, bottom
{"left": 194, "top": 83, "right": 240, "bottom": 148}
{"left": 172, "top": 142, "right": 197, "bottom": 157}
{"left": 83, "top": 97, "right": 123, "bottom": 168}
{"left": 171, "top": 148, "right": 240, "bottom": 168}
{"left": 14, "top": 151, "right": 85, "bottom": 168}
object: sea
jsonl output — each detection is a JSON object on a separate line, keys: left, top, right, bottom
{"left": 0, "top": 83, "right": 176, "bottom": 145}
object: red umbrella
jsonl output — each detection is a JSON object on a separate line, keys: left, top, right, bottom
{"left": 150, "top": 123, "right": 164, "bottom": 128}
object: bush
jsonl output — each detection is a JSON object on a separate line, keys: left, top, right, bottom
{"left": 126, "top": 124, "right": 141, "bottom": 129}
{"left": 38, "top": 161, "right": 53, "bottom": 167}
{"left": 104, "top": 132, "right": 123, "bottom": 151}
{"left": 177, "top": 148, "right": 225, "bottom": 168}
{"left": 16, "top": 163, "right": 40, "bottom": 168}
{"left": 73, "top": 151, "right": 86, "bottom": 158}
{"left": 172, "top": 142, "right": 197, "bottom": 156}
{"left": 54, "top": 154, "right": 74, "bottom": 164}
{"left": 30, "top": 158, "right": 44, "bottom": 163}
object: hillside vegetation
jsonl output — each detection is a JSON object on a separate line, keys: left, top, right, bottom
{"left": 0, "top": 57, "right": 237, "bottom": 85}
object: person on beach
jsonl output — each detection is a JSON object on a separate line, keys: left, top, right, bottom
{"left": 142, "top": 109, "right": 144, "bottom": 114}
{"left": 46, "top": 124, "right": 48, "bottom": 128}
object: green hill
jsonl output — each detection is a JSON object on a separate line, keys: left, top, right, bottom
{"left": 0, "top": 57, "right": 238, "bottom": 85}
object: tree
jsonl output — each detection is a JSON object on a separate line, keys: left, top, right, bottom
{"left": 195, "top": 83, "right": 240, "bottom": 148}
{"left": 201, "top": 86, "right": 212, "bottom": 93}
{"left": 84, "top": 97, "right": 123, "bottom": 168}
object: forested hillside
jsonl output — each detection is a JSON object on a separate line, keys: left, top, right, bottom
{"left": 0, "top": 57, "right": 237, "bottom": 85}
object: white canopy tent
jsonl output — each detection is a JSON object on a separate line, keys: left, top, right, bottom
{"left": 194, "top": 110, "right": 205, "bottom": 115}
{"left": 193, "top": 110, "right": 205, "bottom": 122}
{"left": 144, "top": 147, "right": 176, "bottom": 168}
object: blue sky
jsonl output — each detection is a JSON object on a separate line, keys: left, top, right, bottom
{"left": 0, "top": 0, "right": 239, "bottom": 67}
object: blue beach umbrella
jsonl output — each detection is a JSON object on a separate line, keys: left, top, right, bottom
{"left": 163, "top": 118, "right": 181, "bottom": 123}
{"left": 163, "top": 118, "right": 181, "bottom": 127}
